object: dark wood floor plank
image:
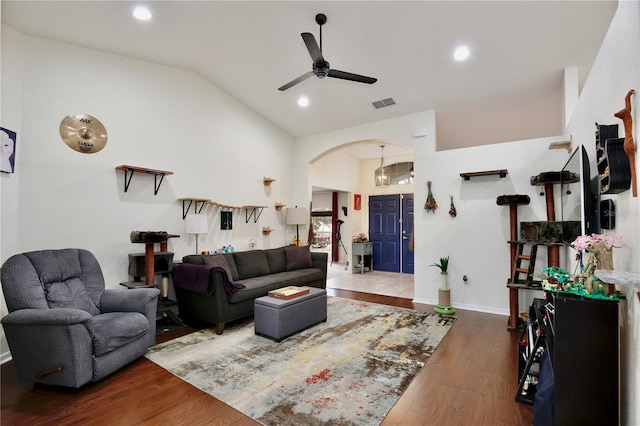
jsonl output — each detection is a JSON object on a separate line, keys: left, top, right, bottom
{"left": 1, "top": 289, "right": 533, "bottom": 425}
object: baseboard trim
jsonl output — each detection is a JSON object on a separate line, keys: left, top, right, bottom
{"left": 1, "top": 351, "right": 13, "bottom": 365}
{"left": 412, "top": 297, "right": 509, "bottom": 316}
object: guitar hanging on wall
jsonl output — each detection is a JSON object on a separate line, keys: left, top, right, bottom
{"left": 598, "top": 138, "right": 631, "bottom": 194}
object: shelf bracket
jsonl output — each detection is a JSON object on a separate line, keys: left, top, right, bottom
{"left": 245, "top": 207, "right": 265, "bottom": 223}
{"left": 122, "top": 167, "right": 135, "bottom": 193}
{"left": 154, "top": 174, "right": 166, "bottom": 196}
{"left": 180, "top": 199, "right": 207, "bottom": 219}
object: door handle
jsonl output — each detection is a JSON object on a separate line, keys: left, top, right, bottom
{"left": 402, "top": 236, "right": 408, "bottom": 240}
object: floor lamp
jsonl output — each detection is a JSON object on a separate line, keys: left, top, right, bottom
{"left": 186, "top": 214, "right": 208, "bottom": 254}
{"left": 285, "top": 206, "right": 308, "bottom": 246}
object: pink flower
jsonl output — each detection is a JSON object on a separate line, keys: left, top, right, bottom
{"left": 571, "top": 233, "right": 628, "bottom": 252}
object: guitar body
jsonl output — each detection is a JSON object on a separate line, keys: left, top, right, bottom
{"left": 598, "top": 138, "right": 631, "bottom": 194}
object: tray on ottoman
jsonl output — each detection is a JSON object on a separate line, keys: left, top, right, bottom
{"left": 254, "top": 287, "right": 327, "bottom": 342}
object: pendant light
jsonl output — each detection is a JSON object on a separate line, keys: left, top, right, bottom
{"left": 375, "top": 145, "right": 390, "bottom": 186}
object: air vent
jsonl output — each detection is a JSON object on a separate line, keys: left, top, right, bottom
{"left": 372, "top": 97, "right": 396, "bottom": 109}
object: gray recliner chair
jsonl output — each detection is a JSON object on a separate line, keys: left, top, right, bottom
{"left": 1, "top": 248, "right": 160, "bottom": 388}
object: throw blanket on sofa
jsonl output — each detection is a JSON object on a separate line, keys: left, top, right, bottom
{"left": 173, "top": 264, "right": 245, "bottom": 297}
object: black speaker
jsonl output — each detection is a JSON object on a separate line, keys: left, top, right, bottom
{"left": 599, "top": 199, "right": 615, "bottom": 229}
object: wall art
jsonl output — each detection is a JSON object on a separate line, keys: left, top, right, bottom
{"left": 1, "top": 127, "right": 17, "bottom": 173}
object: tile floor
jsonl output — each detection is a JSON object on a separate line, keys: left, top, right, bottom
{"left": 325, "top": 261, "right": 414, "bottom": 299}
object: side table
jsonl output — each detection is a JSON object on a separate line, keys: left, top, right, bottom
{"left": 352, "top": 242, "right": 373, "bottom": 274}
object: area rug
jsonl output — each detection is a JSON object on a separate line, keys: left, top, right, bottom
{"left": 146, "top": 297, "right": 456, "bottom": 425}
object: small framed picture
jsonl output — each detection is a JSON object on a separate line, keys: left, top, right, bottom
{"left": 1, "top": 127, "right": 17, "bottom": 174}
{"left": 354, "top": 194, "right": 362, "bottom": 210}
{"left": 221, "top": 211, "right": 233, "bottom": 230}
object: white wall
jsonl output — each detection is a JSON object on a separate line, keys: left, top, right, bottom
{"left": 296, "top": 108, "right": 574, "bottom": 314}
{"left": 0, "top": 27, "right": 296, "bottom": 361}
{"left": 300, "top": 1, "right": 640, "bottom": 422}
{"left": 565, "top": 1, "right": 639, "bottom": 424}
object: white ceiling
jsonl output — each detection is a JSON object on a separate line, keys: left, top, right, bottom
{"left": 1, "top": 1, "right": 618, "bottom": 159}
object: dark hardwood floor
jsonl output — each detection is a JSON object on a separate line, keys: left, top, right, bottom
{"left": 1, "top": 289, "right": 533, "bottom": 425}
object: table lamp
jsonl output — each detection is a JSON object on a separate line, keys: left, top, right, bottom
{"left": 285, "top": 206, "right": 308, "bottom": 246}
{"left": 186, "top": 214, "right": 208, "bottom": 254}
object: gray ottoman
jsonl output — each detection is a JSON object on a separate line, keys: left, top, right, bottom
{"left": 254, "top": 287, "right": 327, "bottom": 342}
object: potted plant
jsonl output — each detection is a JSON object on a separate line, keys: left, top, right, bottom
{"left": 431, "top": 256, "right": 455, "bottom": 315}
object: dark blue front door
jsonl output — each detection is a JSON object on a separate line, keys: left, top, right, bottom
{"left": 401, "top": 193, "right": 414, "bottom": 274}
{"left": 369, "top": 195, "right": 400, "bottom": 272}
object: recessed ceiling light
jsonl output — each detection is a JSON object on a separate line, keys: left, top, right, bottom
{"left": 298, "top": 96, "right": 309, "bottom": 108}
{"left": 133, "top": 6, "right": 152, "bottom": 21}
{"left": 454, "top": 46, "right": 470, "bottom": 61}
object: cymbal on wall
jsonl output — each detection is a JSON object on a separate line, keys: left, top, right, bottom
{"left": 59, "top": 114, "right": 107, "bottom": 154}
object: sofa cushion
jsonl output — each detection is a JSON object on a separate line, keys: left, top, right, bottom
{"left": 229, "top": 269, "right": 324, "bottom": 304}
{"left": 22, "top": 249, "right": 101, "bottom": 315}
{"left": 92, "top": 312, "right": 149, "bottom": 357}
{"left": 220, "top": 253, "right": 239, "bottom": 281}
{"left": 184, "top": 253, "right": 239, "bottom": 281}
{"left": 285, "top": 245, "right": 313, "bottom": 271}
{"left": 233, "top": 250, "right": 270, "bottom": 280}
{"left": 202, "top": 255, "right": 234, "bottom": 283}
{"left": 44, "top": 277, "right": 100, "bottom": 315}
{"left": 265, "top": 247, "right": 286, "bottom": 274}
{"left": 182, "top": 255, "right": 204, "bottom": 265}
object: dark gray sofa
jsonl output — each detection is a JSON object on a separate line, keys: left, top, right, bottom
{"left": 172, "top": 246, "right": 327, "bottom": 334}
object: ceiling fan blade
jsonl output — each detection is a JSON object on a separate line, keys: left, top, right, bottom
{"left": 301, "top": 32, "right": 324, "bottom": 63}
{"left": 278, "top": 71, "right": 314, "bottom": 91}
{"left": 327, "top": 69, "right": 377, "bottom": 84}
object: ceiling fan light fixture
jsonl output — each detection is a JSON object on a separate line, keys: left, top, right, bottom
{"left": 278, "top": 13, "right": 377, "bottom": 91}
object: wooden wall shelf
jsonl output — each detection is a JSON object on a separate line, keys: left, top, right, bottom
{"left": 274, "top": 202, "right": 285, "bottom": 211}
{"left": 460, "top": 169, "right": 508, "bottom": 180}
{"left": 116, "top": 165, "right": 173, "bottom": 195}
{"left": 207, "top": 201, "right": 240, "bottom": 209}
{"left": 263, "top": 177, "right": 275, "bottom": 186}
{"left": 204, "top": 201, "right": 268, "bottom": 224}
{"left": 262, "top": 226, "right": 273, "bottom": 235}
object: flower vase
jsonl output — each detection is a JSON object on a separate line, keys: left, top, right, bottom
{"left": 434, "top": 273, "right": 455, "bottom": 315}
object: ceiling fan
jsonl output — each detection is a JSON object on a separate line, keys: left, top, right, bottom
{"left": 278, "top": 13, "right": 377, "bottom": 91}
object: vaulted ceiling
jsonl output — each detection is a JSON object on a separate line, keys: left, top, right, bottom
{"left": 1, "top": 1, "right": 618, "bottom": 158}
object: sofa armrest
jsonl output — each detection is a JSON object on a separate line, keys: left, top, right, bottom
{"left": 101, "top": 288, "right": 160, "bottom": 347}
{"left": 101, "top": 288, "right": 160, "bottom": 314}
{"left": 311, "top": 252, "right": 328, "bottom": 285}
{"left": 1, "top": 309, "right": 94, "bottom": 387}
{"left": 1, "top": 307, "right": 92, "bottom": 326}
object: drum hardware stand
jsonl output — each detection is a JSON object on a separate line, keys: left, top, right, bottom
{"left": 332, "top": 219, "right": 349, "bottom": 270}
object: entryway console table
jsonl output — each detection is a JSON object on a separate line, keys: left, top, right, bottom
{"left": 352, "top": 242, "right": 373, "bottom": 274}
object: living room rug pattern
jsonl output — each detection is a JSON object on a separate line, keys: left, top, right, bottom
{"left": 146, "top": 297, "right": 456, "bottom": 426}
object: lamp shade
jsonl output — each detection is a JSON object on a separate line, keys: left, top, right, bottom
{"left": 285, "top": 207, "right": 308, "bottom": 225}
{"left": 185, "top": 214, "right": 208, "bottom": 234}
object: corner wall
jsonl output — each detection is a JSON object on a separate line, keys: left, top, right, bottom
{"left": 565, "top": 1, "right": 640, "bottom": 424}
{"left": 0, "top": 27, "right": 296, "bottom": 362}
